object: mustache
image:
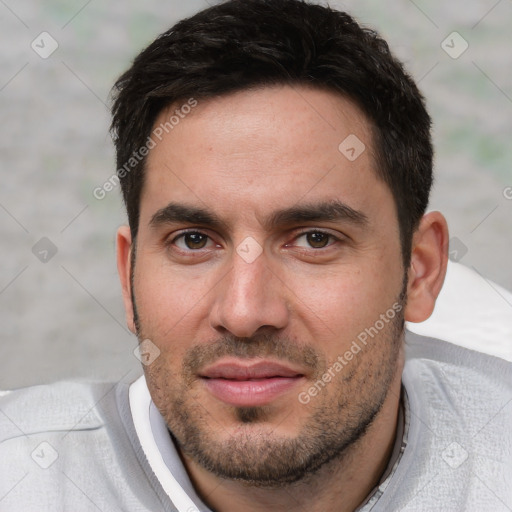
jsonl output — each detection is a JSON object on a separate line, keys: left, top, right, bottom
{"left": 182, "top": 332, "right": 322, "bottom": 379}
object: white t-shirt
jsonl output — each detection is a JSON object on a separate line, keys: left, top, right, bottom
{"left": 1, "top": 330, "right": 510, "bottom": 511}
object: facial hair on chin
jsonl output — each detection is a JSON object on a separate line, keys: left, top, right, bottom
{"left": 133, "top": 262, "right": 408, "bottom": 487}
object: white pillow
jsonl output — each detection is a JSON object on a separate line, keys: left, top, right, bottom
{"left": 406, "top": 260, "right": 512, "bottom": 362}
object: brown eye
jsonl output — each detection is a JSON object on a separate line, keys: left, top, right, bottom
{"left": 183, "top": 233, "right": 208, "bottom": 249}
{"left": 291, "top": 230, "right": 338, "bottom": 250}
{"left": 306, "top": 232, "right": 330, "bottom": 248}
{"left": 172, "top": 231, "right": 212, "bottom": 251}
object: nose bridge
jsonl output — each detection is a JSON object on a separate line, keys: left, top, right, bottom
{"left": 210, "top": 239, "right": 289, "bottom": 337}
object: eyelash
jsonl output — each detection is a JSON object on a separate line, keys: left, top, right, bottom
{"left": 168, "top": 229, "right": 342, "bottom": 253}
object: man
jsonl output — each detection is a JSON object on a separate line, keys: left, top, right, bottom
{"left": 1, "top": 0, "right": 510, "bottom": 510}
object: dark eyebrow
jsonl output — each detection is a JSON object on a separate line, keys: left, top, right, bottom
{"left": 265, "top": 199, "right": 369, "bottom": 230}
{"left": 150, "top": 203, "right": 228, "bottom": 231}
{"left": 149, "top": 199, "right": 369, "bottom": 231}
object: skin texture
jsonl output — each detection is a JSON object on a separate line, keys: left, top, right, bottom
{"left": 117, "top": 85, "right": 449, "bottom": 512}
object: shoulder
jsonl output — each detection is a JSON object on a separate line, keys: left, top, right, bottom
{"left": 403, "top": 330, "right": 512, "bottom": 468}
{"left": 0, "top": 380, "right": 148, "bottom": 510}
{"left": 403, "top": 330, "right": 512, "bottom": 413}
{"left": 378, "top": 332, "right": 512, "bottom": 511}
{"left": 404, "top": 329, "right": 512, "bottom": 389}
{"left": 0, "top": 380, "right": 113, "bottom": 442}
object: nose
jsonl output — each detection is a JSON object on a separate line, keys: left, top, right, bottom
{"left": 209, "top": 242, "right": 290, "bottom": 339}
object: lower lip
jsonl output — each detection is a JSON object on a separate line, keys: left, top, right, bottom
{"left": 201, "top": 376, "right": 304, "bottom": 407}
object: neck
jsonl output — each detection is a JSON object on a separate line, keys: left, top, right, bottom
{"left": 179, "top": 355, "right": 404, "bottom": 512}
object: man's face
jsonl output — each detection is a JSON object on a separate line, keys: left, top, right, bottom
{"left": 129, "top": 86, "right": 407, "bottom": 485}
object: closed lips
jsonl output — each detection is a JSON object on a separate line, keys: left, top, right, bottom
{"left": 199, "top": 360, "right": 307, "bottom": 406}
{"left": 199, "top": 361, "right": 305, "bottom": 380}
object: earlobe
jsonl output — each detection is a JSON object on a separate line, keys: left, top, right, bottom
{"left": 116, "top": 225, "right": 136, "bottom": 333}
{"left": 404, "top": 211, "right": 449, "bottom": 323}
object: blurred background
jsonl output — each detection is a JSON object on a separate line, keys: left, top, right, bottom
{"left": 1, "top": 0, "right": 511, "bottom": 389}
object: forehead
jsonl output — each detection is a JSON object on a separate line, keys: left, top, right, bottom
{"left": 140, "top": 85, "right": 395, "bottom": 232}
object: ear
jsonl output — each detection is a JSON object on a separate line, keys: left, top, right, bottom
{"left": 116, "top": 225, "right": 136, "bottom": 334}
{"left": 404, "top": 211, "right": 449, "bottom": 323}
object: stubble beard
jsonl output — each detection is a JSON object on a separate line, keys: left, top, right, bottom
{"left": 132, "top": 259, "right": 407, "bottom": 488}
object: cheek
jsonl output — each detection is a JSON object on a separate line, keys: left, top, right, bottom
{"left": 132, "top": 254, "right": 205, "bottom": 336}
{"left": 289, "top": 263, "right": 401, "bottom": 349}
